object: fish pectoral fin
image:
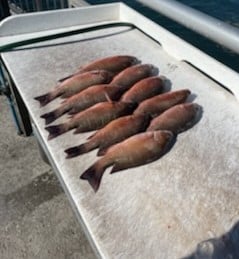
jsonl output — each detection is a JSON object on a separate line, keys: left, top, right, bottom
{"left": 104, "top": 91, "right": 113, "bottom": 103}
{"left": 45, "top": 124, "right": 67, "bottom": 140}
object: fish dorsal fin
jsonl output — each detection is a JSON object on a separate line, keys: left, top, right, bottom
{"left": 104, "top": 91, "right": 113, "bottom": 103}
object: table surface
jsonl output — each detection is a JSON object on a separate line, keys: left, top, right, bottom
{"left": 2, "top": 25, "right": 239, "bottom": 259}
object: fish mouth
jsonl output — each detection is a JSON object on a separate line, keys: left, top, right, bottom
{"left": 151, "top": 65, "right": 159, "bottom": 76}
{"left": 153, "top": 130, "right": 177, "bottom": 158}
{"left": 181, "top": 103, "right": 203, "bottom": 133}
{"left": 162, "top": 131, "right": 177, "bottom": 155}
{"left": 187, "top": 103, "right": 203, "bottom": 123}
{"left": 194, "top": 103, "right": 202, "bottom": 112}
{"left": 193, "top": 103, "right": 203, "bottom": 123}
{"left": 132, "top": 57, "right": 141, "bottom": 65}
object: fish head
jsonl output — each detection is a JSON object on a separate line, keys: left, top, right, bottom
{"left": 177, "top": 89, "right": 191, "bottom": 101}
{"left": 153, "top": 130, "right": 174, "bottom": 143}
{"left": 184, "top": 103, "right": 202, "bottom": 116}
{"left": 148, "top": 64, "right": 159, "bottom": 76}
{"left": 176, "top": 103, "right": 203, "bottom": 133}
{"left": 184, "top": 89, "right": 191, "bottom": 98}
{"left": 95, "top": 69, "right": 114, "bottom": 82}
{"left": 133, "top": 64, "right": 159, "bottom": 76}
{"left": 153, "top": 130, "right": 175, "bottom": 154}
{"left": 188, "top": 103, "right": 203, "bottom": 125}
{"left": 192, "top": 103, "right": 201, "bottom": 113}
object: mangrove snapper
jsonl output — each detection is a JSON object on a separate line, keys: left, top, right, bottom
{"left": 34, "top": 70, "right": 113, "bottom": 106}
{"left": 80, "top": 130, "right": 174, "bottom": 192}
{"left": 134, "top": 89, "right": 191, "bottom": 117}
{"left": 111, "top": 64, "right": 158, "bottom": 90}
{"left": 45, "top": 101, "right": 136, "bottom": 140}
{"left": 147, "top": 103, "right": 201, "bottom": 134}
{"left": 59, "top": 55, "right": 139, "bottom": 82}
{"left": 120, "top": 76, "right": 164, "bottom": 104}
{"left": 65, "top": 114, "right": 151, "bottom": 158}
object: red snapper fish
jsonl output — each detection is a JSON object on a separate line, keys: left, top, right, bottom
{"left": 45, "top": 101, "right": 136, "bottom": 140}
{"left": 64, "top": 113, "right": 151, "bottom": 158}
{"left": 134, "top": 89, "right": 191, "bottom": 117}
{"left": 147, "top": 103, "right": 201, "bottom": 134}
{"left": 59, "top": 55, "right": 139, "bottom": 82}
{"left": 80, "top": 130, "right": 174, "bottom": 192}
{"left": 111, "top": 64, "right": 158, "bottom": 90}
{"left": 34, "top": 70, "right": 113, "bottom": 107}
{"left": 120, "top": 76, "right": 165, "bottom": 104}
{"left": 40, "top": 84, "right": 125, "bottom": 124}
{"left": 79, "top": 55, "right": 140, "bottom": 74}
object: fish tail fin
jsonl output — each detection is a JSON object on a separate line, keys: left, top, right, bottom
{"left": 34, "top": 89, "right": 60, "bottom": 107}
{"left": 40, "top": 110, "right": 59, "bottom": 125}
{"left": 41, "top": 105, "right": 69, "bottom": 124}
{"left": 80, "top": 161, "right": 105, "bottom": 192}
{"left": 65, "top": 143, "right": 89, "bottom": 158}
{"left": 45, "top": 123, "right": 68, "bottom": 140}
{"left": 34, "top": 93, "right": 53, "bottom": 107}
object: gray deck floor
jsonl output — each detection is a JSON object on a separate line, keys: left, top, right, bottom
{"left": 0, "top": 95, "right": 96, "bottom": 259}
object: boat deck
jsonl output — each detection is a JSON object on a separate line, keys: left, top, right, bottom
{"left": 0, "top": 3, "right": 239, "bottom": 259}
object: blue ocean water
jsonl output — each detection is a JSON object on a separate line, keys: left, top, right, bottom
{"left": 178, "top": 0, "right": 239, "bottom": 27}
{"left": 87, "top": 0, "right": 239, "bottom": 72}
{"left": 87, "top": 0, "right": 239, "bottom": 27}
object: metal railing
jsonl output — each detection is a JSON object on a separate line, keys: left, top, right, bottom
{"left": 1, "top": 0, "right": 68, "bottom": 17}
{"left": 136, "top": 0, "right": 239, "bottom": 55}
{"left": 0, "top": 0, "right": 10, "bottom": 20}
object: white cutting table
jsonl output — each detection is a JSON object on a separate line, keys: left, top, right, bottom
{"left": 0, "top": 3, "right": 239, "bottom": 259}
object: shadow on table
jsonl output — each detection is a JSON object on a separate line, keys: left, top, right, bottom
{"left": 182, "top": 221, "right": 239, "bottom": 259}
